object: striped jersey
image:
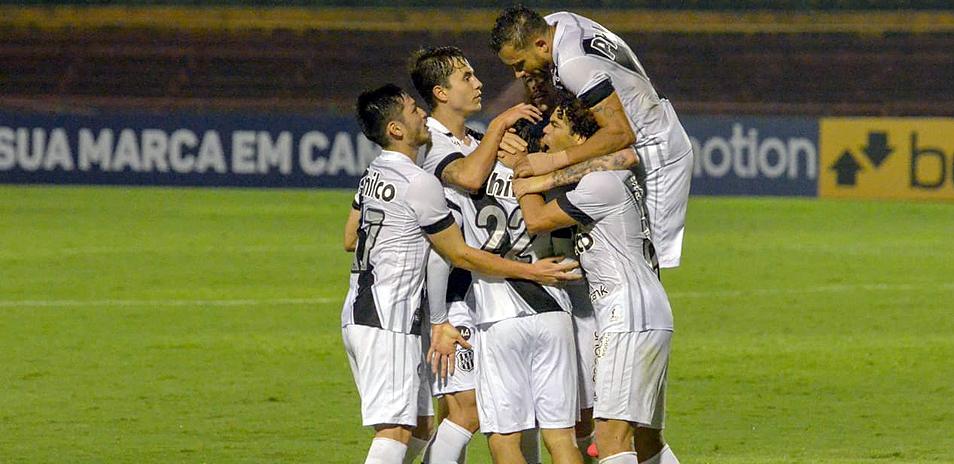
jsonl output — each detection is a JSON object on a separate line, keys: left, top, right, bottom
{"left": 419, "top": 123, "right": 572, "bottom": 326}
{"left": 340, "top": 150, "right": 456, "bottom": 335}
{"left": 546, "top": 11, "right": 692, "bottom": 171}
{"left": 555, "top": 170, "right": 673, "bottom": 333}
{"left": 417, "top": 117, "right": 479, "bottom": 326}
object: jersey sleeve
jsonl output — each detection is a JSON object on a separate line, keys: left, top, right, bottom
{"left": 556, "top": 172, "right": 626, "bottom": 225}
{"left": 406, "top": 173, "right": 455, "bottom": 234}
{"left": 558, "top": 56, "right": 616, "bottom": 108}
{"left": 421, "top": 137, "right": 465, "bottom": 181}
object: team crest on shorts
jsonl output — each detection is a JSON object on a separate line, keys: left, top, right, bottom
{"left": 456, "top": 349, "right": 475, "bottom": 372}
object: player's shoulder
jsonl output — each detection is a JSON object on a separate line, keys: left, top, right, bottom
{"left": 577, "top": 170, "right": 631, "bottom": 197}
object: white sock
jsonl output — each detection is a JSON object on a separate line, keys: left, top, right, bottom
{"left": 600, "top": 451, "right": 638, "bottom": 464}
{"left": 577, "top": 433, "right": 596, "bottom": 464}
{"left": 366, "top": 437, "right": 407, "bottom": 464}
{"left": 404, "top": 436, "right": 429, "bottom": 464}
{"left": 520, "top": 429, "right": 541, "bottom": 464}
{"left": 641, "top": 445, "right": 679, "bottom": 464}
{"left": 424, "top": 420, "right": 472, "bottom": 464}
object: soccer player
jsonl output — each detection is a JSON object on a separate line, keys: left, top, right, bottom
{"left": 410, "top": 48, "right": 583, "bottom": 464}
{"left": 343, "top": 84, "right": 580, "bottom": 464}
{"left": 508, "top": 95, "right": 681, "bottom": 464}
{"left": 491, "top": 6, "right": 694, "bottom": 270}
{"left": 408, "top": 46, "right": 542, "bottom": 464}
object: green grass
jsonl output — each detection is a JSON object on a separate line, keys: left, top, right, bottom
{"left": 1, "top": 185, "right": 952, "bottom": 463}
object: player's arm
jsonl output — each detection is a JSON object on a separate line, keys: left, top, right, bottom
{"left": 427, "top": 225, "right": 578, "bottom": 285}
{"left": 439, "top": 103, "right": 542, "bottom": 192}
{"left": 425, "top": 248, "right": 472, "bottom": 381}
{"left": 518, "top": 193, "right": 578, "bottom": 235}
{"left": 343, "top": 195, "right": 361, "bottom": 252}
{"left": 513, "top": 147, "right": 638, "bottom": 198}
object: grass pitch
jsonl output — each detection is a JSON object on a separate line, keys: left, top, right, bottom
{"left": 1, "top": 185, "right": 952, "bottom": 463}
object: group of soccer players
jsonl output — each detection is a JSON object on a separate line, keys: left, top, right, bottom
{"left": 340, "top": 6, "right": 693, "bottom": 464}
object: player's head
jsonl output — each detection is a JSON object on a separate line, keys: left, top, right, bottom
{"left": 542, "top": 91, "right": 599, "bottom": 152}
{"left": 409, "top": 46, "right": 483, "bottom": 115}
{"left": 356, "top": 84, "right": 431, "bottom": 150}
{"left": 491, "top": 5, "right": 553, "bottom": 80}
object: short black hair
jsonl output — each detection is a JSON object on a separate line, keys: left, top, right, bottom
{"left": 355, "top": 84, "right": 406, "bottom": 148}
{"left": 554, "top": 90, "right": 600, "bottom": 139}
{"left": 408, "top": 46, "right": 468, "bottom": 109}
{"left": 490, "top": 5, "right": 549, "bottom": 54}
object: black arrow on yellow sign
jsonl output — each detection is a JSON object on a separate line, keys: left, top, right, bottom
{"left": 831, "top": 150, "right": 863, "bottom": 186}
{"left": 863, "top": 131, "right": 893, "bottom": 167}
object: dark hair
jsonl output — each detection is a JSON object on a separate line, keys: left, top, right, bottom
{"left": 409, "top": 46, "right": 468, "bottom": 109}
{"left": 554, "top": 90, "right": 600, "bottom": 139}
{"left": 490, "top": 5, "right": 549, "bottom": 53}
{"left": 355, "top": 84, "right": 406, "bottom": 147}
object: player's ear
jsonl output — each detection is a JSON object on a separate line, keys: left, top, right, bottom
{"left": 534, "top": 36, "right": 549, "bottom": 54}
{"left": 432, "top": 85, "right": 448, "bottom": 105}
{"left": 387, "top": 120, "right": 404, "bottom": 140}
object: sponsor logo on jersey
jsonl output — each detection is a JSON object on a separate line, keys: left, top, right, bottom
{"left": 575, "top": 231, "right": 594, "bottom": 255}
{"left": 359, "top": 169, "right": 396, "bottom": 202}
{"left": 589, "top": 284, "right": 608, "bottom": 302}
{"left": 485, "top": 170, "right": 514, "bottom": 199}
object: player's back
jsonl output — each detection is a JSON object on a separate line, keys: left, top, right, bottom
{"left": 341, "top": 150, "right": 442, "bottom": 335}
{"left": 546, "top": 11, "right": 692, "bottom": 171}
{"left": 562, "top": 170, "right": 673, "bottom": 333}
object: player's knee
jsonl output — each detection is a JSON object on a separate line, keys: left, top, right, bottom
{"left": 373, "top": 424, "right": 414, "bottom": 444}
{"left": 412, "top": 415, "right": 434, "bottom": 439}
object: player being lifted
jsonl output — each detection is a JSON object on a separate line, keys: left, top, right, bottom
{"left": 491, "top": 6, "right": 693, "bottom": 270}
{"left": 342, "top": 84, "right": 579, "bottom": 464}
{"left": 410, "top": 47, "right": 583, "bottom": 464}
{"left": 506, "top": 94, "right": 681, "bottom": 464}
{"left": 406, "top": 46, "right": 544, "bottom": 464}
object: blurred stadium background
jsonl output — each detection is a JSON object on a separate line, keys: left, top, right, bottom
{"left": 1, "top": 1, "right": 953, "bottom": 463}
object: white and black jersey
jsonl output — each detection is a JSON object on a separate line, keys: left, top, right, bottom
{"left": 546, "top": 11, "right": 692, "bottom": 172}
{"left": 420, "top": 136, "right": 571, "bottom": 325}
{"left": 340, "top": 150, "right": 456, "bottom": 335}
{"left": 556, "top": 170, "right": 673, "bottom": 333}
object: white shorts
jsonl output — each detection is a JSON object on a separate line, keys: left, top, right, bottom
{"left": 572, "top": 313, "right": 597, "bottom": 410}
{"left": 342, "top": 324, "right": 433, "bottom": 427}
{"left": 644, "top": 149, "right": 692, "bottom": 269}
{"left": 593, "top": 330, "right": 671, "bottom": 429}
{"left": 475, "top": 312, "right": 579, "bottom": 434}
{"left": 431, "top": 317, "right": 477, "bottom": 396}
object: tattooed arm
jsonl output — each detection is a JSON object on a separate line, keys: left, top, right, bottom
{"left": 515, "top": 91, "right": 636, "bottom": 177}
{"left": 513, "top": 147, "right": 638, "bottom": 198}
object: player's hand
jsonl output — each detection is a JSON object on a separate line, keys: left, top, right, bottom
{"left": 428, "top": 322, "right": 472, "bottom": 383}
{"left": 525, "top": 151, "right": 564, "bottom": 177}
{"left": 512, "top": 175, "right": 550, "bottom": 198}
{"left": 512, "top": 154, "right": 534, "bottom": 178}
{"left": 493, "top": 102, "right": 543, "bottom": 128}
{"left": 499, "top": 130, "right": 529, "bottom": 155}
{"left": 528, "top": 256, "right": 582, "bottom": 285}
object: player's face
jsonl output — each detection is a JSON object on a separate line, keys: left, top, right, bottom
{"left": 443, "top": 59, "right": 483, "bottom": 115}
{"left": 497, "top": 42, "right": 551, "bottom": 80}
{"left": 398, "top": 94, "right": 431, "bottom": 147}
{"left": 541, "top": 107, "right": 580, "bottom": 152}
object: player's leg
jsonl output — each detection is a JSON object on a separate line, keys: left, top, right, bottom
{"left": 343, "top": 324, "right": 424, "bottom": 464}
{"left": 634, "top": 426, "right": 680, "bottom": 464}
{"left": 642, "top": 144, "right": 692, "bottom": 270}
{"left": 593, "top": 330, "right": 674, "bottom": 464}
{"left": 520, "top": 428, "right": 542, "bottom": 464}
{"left": 475, "top": 317, "right": 536, "bottom": 463}
{"left": 571, "top": 312, "right": 598, "bottom": 463}
{"left": 530, "top": 312, "right": 582, "bottom": 464}
{"left": 407, "top": 414, "right": 433, "bottom": 464}
{"left": 488, "top": 431, "right": 527, "bottom": 464}
{"left": 426, "top": 390, "right": 478, "bottom": 464}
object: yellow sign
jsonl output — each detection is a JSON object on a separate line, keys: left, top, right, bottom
{"left": 820, "top": 118, "right": 954, "bottom": 200}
